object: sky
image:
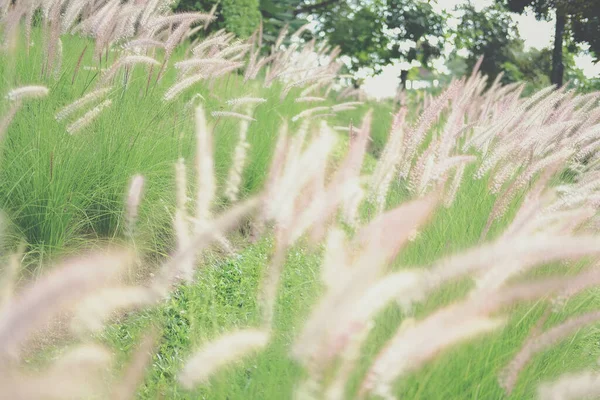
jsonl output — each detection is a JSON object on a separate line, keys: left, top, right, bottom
{"left": 362, "top": 0, "right": 600, "bottom": 99}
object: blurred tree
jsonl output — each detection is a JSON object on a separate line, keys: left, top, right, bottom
{"left": 175, "top": 0, "right": 261, "bottom": 38}
{"left": 506, "top": 42, "right": 588, "bottom": 92}
{"left": 176, "top": 0, "right": 311, "bottom": 46}
{"left": 444, "top": 56, "right": 468, "bottom": 81}
{"left": 453, "top": 3, "right": 520, "bottom": 83}
{"left": 502, "top": 46, "right": 552, "bottom": 90}
{"left": 315, "top": 0, "right": 446, "bottom": 89}
{"left": 260, "top": 0, "right": 307, "bottom": 45}
{"left": 221, "top": 0, "right": 261, "bottom": 38}
{"left": 319, "top": 2, "right": 389, "bottom": 71}
{"left": 451, "top": 25, "right": 588, "bottom": 95}
{"left": 498, "top": 0, "right": 600, "bottom": 87}
{"left": 175, "top": 0, "right": 446, "bottom": 90}
{"left": 385, "top": 0, "right": 445, "bottom": 89}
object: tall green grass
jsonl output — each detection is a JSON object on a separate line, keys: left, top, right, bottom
{"left": 0, "top": 29, "right": 386, "bottom": 264}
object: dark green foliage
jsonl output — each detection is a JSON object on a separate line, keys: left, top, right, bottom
{"left": 174, "top": 0, "right": 223, "bottom": 30}
{"left": 452, "top": 3, "right": 590, "bottom": 93}
{"left": 454, "top": 3, "right": 520, "bottom": 83}
{"left": 321, "top": 3, "right": 388, "bottom": 71}
{"left": 221, "top": 0, "right": 261, "bottom": 38}
{"left": 502, "top": 46, "right": 553, "bottom": 93}
{"left": 260, "top": 0, "right": 308, "bottom": 47}
{"left": 505, "top": 44, "right": 590, "bottom": 94}
{"left": 385, "top": 0, "right": 445, "bottom": 66}
{"left": 499, "top": 0, "right": 600, "bottom": 85}
{"left": 569, "top": 0, "right": 600, "bottom": 60}
{"left": 317, "top": 0, "right": 445, "bottom": 86}
{"left": 499, "top": 0, "right": 553, "bottom": 16}
{"left": 175, "top": 0, "right": 261, "bottom": 38}
{"left": 175, "top": 0, "right": 306, "bottom": 44}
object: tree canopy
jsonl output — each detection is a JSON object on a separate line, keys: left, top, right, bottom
{"left": 174, "top": 0, "right": 599, "bottom": 93}
{"left": 175, "top": 0, "right": 261, "bottom": 38}
{"left": 453, "top": 3, "right": 519, "bottom": 83}
{"left": 498, "top": 0, "right": 600, "bottom": 86}
{"left": 313, "top": 0, "right": 446, "bottom": 88}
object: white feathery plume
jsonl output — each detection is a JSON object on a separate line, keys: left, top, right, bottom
{"left": 174, "top": 58, "right": 237, "bottom": 70}
{"left": 146, "top": 12, "right": 215, "bottom": 30}
{"left": 194, "top": 105, "right": 215, "bottom": 229}
{"left": 362, "top": 315, "right": 504, "bottom": 399}
{"left": 204, "top": 61, "right": 245, "bottom": 78}
{"left": 55, "top": 88, "right": 111, "bottom": 122}
{"left": 331, "top": 101, "right": 363, "bottom": 112}
{"left": 139, "top": 0, "right": 162, "bottom": 28}
{"left": 0, "top": 344, "right": 112, "bottom": 399}
{"left": 6, "top": 86, "right": 49, "bottom": 101}
{"left": 0, "top": 244, "right": 24, "bottom": 310}
{"left": 178, "top": 329, "right": 270, "bottom": 388}
{"left": 370, "top": 109, "right": 407, "bottom": 212}
{"left": 66, "top": 99, "right": 113, "bottom": 134}
{"left": 224, "top": 118, "right": 251, "bottom": 202}
{"left": 500, "top": 309, "right": 600, "bottom": 394}
{"left": 71, "top": 286, "right": 157, "bottom": 334}
{"left": 174, "top": 158, "right": 194, "bottom": 282}
{"left": 0, "top": 100, "right": 22, "bottom": 140}
{"left": 122, "top": 38, "right": 165, "bottom": 50}
{"left": 111, "top": 332, "right": 158, "bottom": 400}
{"left": 444, "top": 163, "right": 466, "bottom": 208}
{"left": 164, "top": 73, "right": 205, "bottom": 102}
{"left": 292, "top": 197, "right": 437, "bottom": 373}
{"left": 268, "top": 122, "right": 337, "bottom": 229}
{"left": 291, "top": 106, "right": 330, "bottom": 122}
{"left": 538, "top": 371, "right": 600, "bottom": 400}
{"left": 225, "top": 97, "right": 267, "bottom": 108}
{"left": 0, "top": 250, "right": 132, "bottom": 357}
{"left": 192, "top": 33, "right": 232, "bottom": 56}
{"left": 214, "top": 43, "right": 252, "bottom": 60}
{"left": 99, "top": 55, "right": 161, "bottom": 86}
{"left": 63, "top": 0, "right": 92, "bottom": 33}
{"left": 296, "top": 96, "right": 326, "bottom": 103}
{"left": 320, "top": 228, "right": 349, "bottom": 290}
{"left": 125, "top": 174, "right": 145, "bottom": 236}
{"left": 53, "top": 38, "right": 63, "bottom": 80}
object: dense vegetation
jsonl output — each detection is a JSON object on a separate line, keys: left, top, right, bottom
{"left": 2, "top": 2, "right": 600, "bottom": 400}
{"left": 177, "top": 0, "right": 600, "bottom": 91}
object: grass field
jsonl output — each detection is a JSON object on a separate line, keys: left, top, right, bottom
{"left": 94, "top": 175, "right": 600, "bottom": 400}
{"left": 0, "top": 29, "right": 392, "bottom": 264}
{"left": 2, "top": 5, "right": 600, "bottom": 400}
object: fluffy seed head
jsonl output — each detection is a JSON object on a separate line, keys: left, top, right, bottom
{"left": 6, "top": 86, "right": 49, "bottom": 101}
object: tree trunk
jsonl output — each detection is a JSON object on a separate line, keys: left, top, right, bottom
{"left": 551, "top": 7, "right": 566, "bottom": 87}
{"left": 399, "top": 70, "right": 408, "bottom": 91}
